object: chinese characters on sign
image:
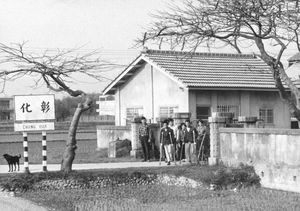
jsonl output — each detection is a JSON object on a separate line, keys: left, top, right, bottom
{"left": 14, "top": 95, "right": 55, "bottom": 131}
{"left": 41, "top": 101, "right": 50, "bottom": 113}
{"left": 15, "top": 95, "right": 55, "bottom": 121}
{"left": 20, "top": 103, "right": 32, "bottom": 113}
{"left": 20, "top": 101, "right": 51, "bottom": 114}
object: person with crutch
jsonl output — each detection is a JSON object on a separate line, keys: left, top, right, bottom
{"left": 168, "top": 118, "right": 179, "bottom": 162}
{"left": 196, "top": 120, "right": 207, "bottom": 164}
{"left": 179, "top": 123, "right": 187, "bottom": 164}
{"left": 160, "top": 119, "right": 175, "bottom": 166}
{"left": 197, "top": 132, "right": 206, "bottom": 165}
{"left": 184, "top": 119, "right": 196, "bottom": 164}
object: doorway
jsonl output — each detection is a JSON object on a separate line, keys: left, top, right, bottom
{"left": 196, "top": 106, "right": 210, "bottom": 121}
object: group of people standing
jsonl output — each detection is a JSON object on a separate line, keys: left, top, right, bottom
{"left": 138, "top": 116, "right": 209, "bottom": 165}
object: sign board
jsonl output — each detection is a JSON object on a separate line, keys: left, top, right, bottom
{"left": 15, "top": 95, "right": 55, "bottom": 121}
{"left": 98, "top": 100, "right": 115, "bottom": 116}
{"left": 14, "top": 94, "right": 55, "bottom": 132}
{"left": 14, "top": 122, "right": 55, "bottom": 132}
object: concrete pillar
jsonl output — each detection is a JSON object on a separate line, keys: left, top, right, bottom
{"left": 208, "top": 115, "right": 226, "bottom": 165}
{"left": 188, "top": 91, "right": 197, "bottom": 120}
{"left": 240, "top": 92, "right": 250, "bottom": 117}
{"left": 130, "top": 122, "right": 142, "bottom": 158}
{"left": 211, "top": 91, "right": 218, "bottom": 113}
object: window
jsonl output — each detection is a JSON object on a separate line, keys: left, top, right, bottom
{"left": 0, "top": 101, "right": 10, "bottom": 109}
{"left": 217, "top": 105, "right": 240, "bottom": 117}
{"left": 126, "top": 107, "right": 143, "bottom": 120}
{"left": 259, "top": 108, "right": 274, "bottom": 124}
{"left": 196, "top": 106, "right": 210, "bottom": 121}
{"left": 0, "top": 112, "right": 10, "bottom": 120}
{"left": 159, "top": 106, "right": 178, "bottom": 118}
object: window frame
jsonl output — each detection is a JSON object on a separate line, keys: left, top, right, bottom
{"left": 217, "top": 104, "right": 240, "bottom": 118}
{"left": 158, "top": 106, "right": 179, "bottom": 118}
{"left": 126, "top": 107, "right": 144, "bottom": 120}
{"left": 259, "top": 108, "right": 274, "bottom": 124}
{"left": 196, "top": 105, "right": 211, "bottom": 121}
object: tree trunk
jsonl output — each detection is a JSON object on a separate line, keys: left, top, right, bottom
{"left": 60, "top": 96, "right": 92, "bottom": 173}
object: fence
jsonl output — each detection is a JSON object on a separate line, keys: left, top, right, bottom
{"left": 209, "top": 116, "right": 300, "bottom": 193}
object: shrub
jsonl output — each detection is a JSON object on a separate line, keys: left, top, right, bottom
{"left": 203, "top": 164, "right": 261, "bottom": 190}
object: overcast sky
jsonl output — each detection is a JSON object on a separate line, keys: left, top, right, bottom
{"left": 0, "top": 0, "right": 298, "bottom": 98}
{"left": 0, "top": 0, "right": 171, "bottom": 98}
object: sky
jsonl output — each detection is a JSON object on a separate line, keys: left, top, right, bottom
{"left": 0, "top": 0, "right": 299, "bottom": 98}
{"left": 0, "top": 0, "right": 171, "bottom": 98}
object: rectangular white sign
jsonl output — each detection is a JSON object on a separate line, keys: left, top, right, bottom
{"left": 14, "top": 122, "right": 55, "bottom": 132}
{"left": 98, "top": 100, "right": 115, "bottom": 116}
{"left": 14, "top": 95, "right": 55, "bottom": 121}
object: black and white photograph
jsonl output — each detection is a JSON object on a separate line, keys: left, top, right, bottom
{"left": 0, "top": 0, "right": 300, "bottom": 210}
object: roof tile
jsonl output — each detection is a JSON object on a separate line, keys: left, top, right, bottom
{"left": 143, "top": 49, "right": 275, "bottom": 89}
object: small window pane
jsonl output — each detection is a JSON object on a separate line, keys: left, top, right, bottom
{"left": 159, "top": 106, "right": 178, "bottom": 118}
{"left": 217, "top": 105, "right": 240, "bottom": 117}
{"left": 126, "top": 107, "right": 143, "bottom": 120}
{"left": 259, "top": 108, "right": 273, "bottom": 124}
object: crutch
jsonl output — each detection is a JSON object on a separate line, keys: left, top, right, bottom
{"left": 159, "top": 131, "right": 163, "bottom": 166}
{"left": 159, "top": 143, "right": 163, "bottom": 166}
{"left": 169, "top": 132, "right": 176, "bottom": 165}
{"left": 197, "top": 133, "right": 206, "bottom": 165}
{"left": 179, "top": 142, "right": 184, "bottom": 165}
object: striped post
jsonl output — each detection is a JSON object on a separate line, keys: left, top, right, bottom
{"left": 42, "top": 131, "right": 47, "bottom": 171}
{"left": 23, "top": 132, "right": 29, "bottom": 173}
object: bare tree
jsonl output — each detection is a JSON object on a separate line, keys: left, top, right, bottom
{"left": 0, "top": 43, "right": 115, "bottom": 173}
{"left": 139, "top": 0, "right": 300, "bottom": 121}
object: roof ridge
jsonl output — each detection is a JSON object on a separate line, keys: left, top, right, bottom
{"left": 142, "top": 49, "right": 255, "bottom": 58}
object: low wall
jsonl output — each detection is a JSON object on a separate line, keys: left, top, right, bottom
{"left": 0, "top": 130, "right": 96, "bottom": 143}
{"left": 219, "top": 128, "right": 300, "bottom": 193}
{"left": 96, "top": 125, "right": 131, "bottom": 149}
{"left": 0, "top": 130, "right": 97, "bottom": 165}
{"left": 0, "top": 139, "right": 97, "bottom": 165}
{"left": 96, "top": 124, "right": 161, "bottom": 157}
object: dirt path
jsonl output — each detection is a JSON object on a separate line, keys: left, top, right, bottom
{"left": 0, "top": 191, "right": 47, "bottom": 211}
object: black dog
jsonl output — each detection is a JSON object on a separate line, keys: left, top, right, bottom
{"left": 3, "top": 154, "right": 21, "bottom": 172}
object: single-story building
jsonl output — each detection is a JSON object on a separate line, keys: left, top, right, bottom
{"left": 103, "top": 49, "right": 290, "bottom": 128}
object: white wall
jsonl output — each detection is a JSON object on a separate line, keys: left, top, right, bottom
{"left": 116, "top": 62, "right": 189, "bottom": 126}
{"left": 189, "top": 90, "right": 290, "bottom": 128}
{"left": 249, "top": 91, "right": 290, "bottom": 128}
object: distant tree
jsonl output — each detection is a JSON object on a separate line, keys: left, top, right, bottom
{"left": 55, "top": 93, "right": 100, "bottom": 121}
{"left": 0, "top": 43, "right": 115, "bottom": 173}
{"left": 55, "top": 99, "right": 72, "bottom": 121}
{"left": 139, "top": 0, "right": 300, "bottom": 122}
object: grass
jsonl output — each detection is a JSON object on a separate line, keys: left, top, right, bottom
{"left": 0, "top": 141, "right": 138, "bottom": 165}
{"left": 19, "top": 184, "right": 300, "bottom": 211}
{"left": 1, "top": 165, "right": 299, "bottom": 211}
{"left": 0, "top": 165, "right": 225, "bottom": 191}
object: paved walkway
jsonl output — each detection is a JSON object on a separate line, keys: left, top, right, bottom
{"left": 0, "top": 161, "right": 172, "bottom": 174}
{"left": 0, "top": 192, "right": 47, "bottom": 211}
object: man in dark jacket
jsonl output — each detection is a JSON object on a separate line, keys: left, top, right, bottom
{"left": 160, "top": 119, "right": 175, "bottom": 165}
{"left": 139, "top": 116, "right": 151, "bottom": 162}
{"left": 184, "top": 119, "right": 196, "bottom": 163}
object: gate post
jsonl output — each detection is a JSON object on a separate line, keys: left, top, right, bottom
{"left": 208, "top": 114, "right": 226, "bottom": 165}
{"left": 130, "top": 120, "right": 142, "bottom": 158}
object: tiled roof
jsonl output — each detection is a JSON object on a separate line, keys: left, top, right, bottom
{"left": 143, "top": 49, "right": 275, "bottom": 89}
{"left": 288, "top": 52, "right": 300, "bottom": 62}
